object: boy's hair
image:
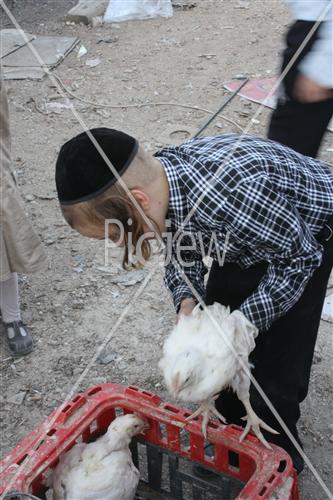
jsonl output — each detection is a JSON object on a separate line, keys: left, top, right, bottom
{"left": 62, "top": 147, "right": 159, "bottom": 268}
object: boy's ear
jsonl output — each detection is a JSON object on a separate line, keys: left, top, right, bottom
{"left": 129, "top": 188, "right": 150, "bottom": 211}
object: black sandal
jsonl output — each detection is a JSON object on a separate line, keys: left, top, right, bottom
{"left": 4, "top": 321, "right": 33, "bottom": 356}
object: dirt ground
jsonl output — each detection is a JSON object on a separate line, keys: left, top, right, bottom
{"left": 1, "top": 1, "right": 332, "bottom": 498}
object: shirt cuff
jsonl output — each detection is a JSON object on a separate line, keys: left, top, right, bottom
{"left": 172, "top": 284, "right": 197, "bottom": 313}
{"left": 239, "top": 294, "right": 276, "bottom": 332}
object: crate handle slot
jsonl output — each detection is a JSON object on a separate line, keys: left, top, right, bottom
{"left": 277, "top": 460, "right": 287, "bottom": 473}
{"left": 46, "top": 429, "right": 57, "bottom": 437}
{"left": 16, "top": 453, "right": 28, "bottom": 466}
{"left": 259, "top": 485, "right": 267, "bottom": 496}
{"left": 87, "top": 386, "right": 102, "bottom": 396}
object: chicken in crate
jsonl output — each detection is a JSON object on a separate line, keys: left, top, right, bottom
{"left": 0, "top": 383, "right": 299, "bottom": 500}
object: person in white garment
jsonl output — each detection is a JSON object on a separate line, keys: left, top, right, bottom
{"left": 268, "top": 0, "right": 333, "bottom": 158}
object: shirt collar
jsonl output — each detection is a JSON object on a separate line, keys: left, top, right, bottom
{"left": 154, "top": 153, "right": 187, "bottom": 228}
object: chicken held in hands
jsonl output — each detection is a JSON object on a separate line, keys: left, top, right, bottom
{"left": 159, "top": 303, "right": 278, "bottom": 448}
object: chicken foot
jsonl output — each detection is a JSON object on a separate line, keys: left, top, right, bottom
{"left": 185, "top": 395, "right": 227, "bottom": 438}
{"left": 239, "top": 397, "right": 279, "bottom": 449}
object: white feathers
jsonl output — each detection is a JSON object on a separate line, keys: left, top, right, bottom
{"left": 50, "top": 414, "right": 148, "bottom": 500}
{"left": 159, "top": 303, "right": 240, "bottom": 403}
{"left": 159, "top": 302, "right": 277, "bottom": 447}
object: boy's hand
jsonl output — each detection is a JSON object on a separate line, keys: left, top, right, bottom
{"left": 177, "top": 297, "right": 196, "bottom": 323}
{"left": 294, "top": 74, "right": 333, "bottom": 103}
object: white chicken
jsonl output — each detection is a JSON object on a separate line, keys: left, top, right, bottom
{"left": 49, "top": 414, "right": 148, "bottom": 500}
{"left": 159, "top": 303, "right": 278, "bottom": 448}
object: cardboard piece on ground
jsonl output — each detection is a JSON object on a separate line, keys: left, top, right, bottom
{"left": 0, "top": 29, "right": 35, "bottom": 59}
{"left": 224, "top": 77, "right": 333, "bottom": 132}
{"left": 1, "top": 35, "right": 79, "bottom": 80}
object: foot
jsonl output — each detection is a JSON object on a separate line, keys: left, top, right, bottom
{"left": 186, "top": 397, "right": 226, "bottom": 438}
{"left": 240, "top": 398, "right": 279, "bottom": 449}
{"left": 4, "top": 321, "right": 33, "bottom": 357}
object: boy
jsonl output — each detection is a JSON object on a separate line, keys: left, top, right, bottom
{"left": 56, "top": 128, "right": 333, "bottom": 472}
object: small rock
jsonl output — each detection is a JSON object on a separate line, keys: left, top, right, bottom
{"left": 96, "top": 36, "right": 118, "bottom": 44}
{"left": 72, "top": 300, "right": 85, "bottom": 309}
{"left": 313, "top": 352, "right": 322, "bottom": 364}
{"left": 329, "top": 434, "right": 333, "bottom": 443}
{"left": 25, "top": 194, "right": 35, "bottom": 202}
{"left": 91, "top": 16, "right": 104, "bottom": 27}
{"left": 118, "top": 360, "right": 128, "bottom": 370}
{"left": 45, "top": 238, "right": 56, "bottom": 246}
{"left": 172, "top": 0, "right": 197, "bottom": 9}
{"left": 29, "top": 393, "right": 42, "bottom": 402}
{"left": 36, "top": 194, "right": 56, "bottom": 200}
{"left": 236, "top": 109, "right": 251, "bottom": 118}
{"left": 66, "top": 0, "right": 108, "bottom": 25}
{"left": 97, "top": 351, "right": 120, "bottom": 365}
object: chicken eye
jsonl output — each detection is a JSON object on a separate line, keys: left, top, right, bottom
{"left": 184, "top": 376, "right": 190, "bottom": 384}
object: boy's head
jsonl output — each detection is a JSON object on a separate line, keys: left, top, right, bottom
{"left": 56, "top": 128, "right": 139, "bottom": 205}
{"left": 56, "top": 128, "right": 165, "bottom": 267}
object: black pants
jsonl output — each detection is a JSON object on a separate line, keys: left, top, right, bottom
{"left": 268, "top": 21, "right": 333, "bottom": 158}
{"left": 205, "top": 215, "right": 333, "bottom": 458}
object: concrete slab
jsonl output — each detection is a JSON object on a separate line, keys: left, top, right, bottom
{"left": 66, "top": 0, "right": 108, "bottom": 24}
{"left": 0, "top": 29, "right": 35, "bottom": 59}
{"left": 1, "top": 35, "right": 79, "bottom": 80}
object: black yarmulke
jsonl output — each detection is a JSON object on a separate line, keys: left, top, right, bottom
{"left": 56, "top": 128, "right": 138, "bottom": 204}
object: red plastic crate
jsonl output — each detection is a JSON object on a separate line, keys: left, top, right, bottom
{"left": 0, "top": 383, "right": 299, "bottom": 499}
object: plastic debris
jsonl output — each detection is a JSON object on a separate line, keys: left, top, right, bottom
{"left": 104, "top": 0, "right": 173, "bottom": 23}
{"left": 43, "top": 99, "right": 73, "bottom": 114}
{"left": 77, "top": 44, "right": 88, "bottom": 58}
{"left": 85, "top": 57, "right": 101, "bottom": 68}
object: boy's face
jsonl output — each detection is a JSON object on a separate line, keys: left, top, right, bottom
{"left": 75, "top": 222, "right": 105, "bottom": 240}
{"left": 75, "top": 221, "right": 125, "bottom": 247}
{"left": 62, "top": 205, "right": 125, "bottom": 246}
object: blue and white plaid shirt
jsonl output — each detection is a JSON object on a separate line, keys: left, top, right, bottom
{"left": 155, "top": 134, "right": 333, "bottom": 331}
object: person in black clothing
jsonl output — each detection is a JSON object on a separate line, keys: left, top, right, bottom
{"left": 268, "top": 1, "right": 333, "bottom": 158}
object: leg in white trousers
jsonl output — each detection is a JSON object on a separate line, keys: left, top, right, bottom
{"left": 0, "top": 272, "right": 21, "bottom": 323}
